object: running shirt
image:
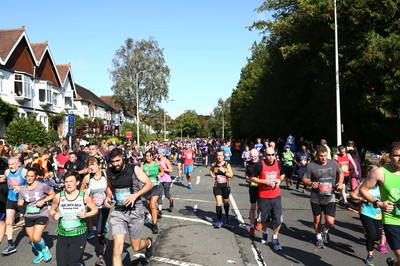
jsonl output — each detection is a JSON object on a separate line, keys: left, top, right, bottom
{"left": 19, "top": 181, "right": 51, "bottom": 218}
{"left": 359, "top": 186, "right": 382, "bottom": 220}
{"left": 254, "top": 143, "right": 263, "bottom": 153}
{"left": 304, "top": 159, "right": 341, "bottom": 205}
{"left": 87, "top": 173, "right": 108, "bottom": 208}
{"left": 221, "top": 145, "right": 231, "bottom": 161}
{"left": 7, "top": 167, "right": 26, "bottom": 201}
{"left": 200, "top": 143, "right": 208, "bottom": 156}
{"left": 258, "top": 160, "right": 283, "bottom": 199}
{"left": 295, "top": 152, "right": 310, "bottom": 167}
{"left": 158, "top": 158, "right": 171, "bottom": 183}
{"left": 379, "top": 165, "right": 400, "bottom": 225}
{"left": 282, "top": 152, "right": 294, "bottom": 167}
{"left": 107, "top": 164, "right": 144, "bottom": 212}
{"left": 336, "top": 153, "right": 350, "bottom": 176}
{"left": 143, "top": 162, "right": 159, "bottom": 186}
{"left": 245, "top": 160, "right": 261, "bottom": 187}
{"left": 211, "top": 161, "right": 230, "bottom": 188}
{"left": 56, "top": 190, "right": 87, "bottom": 237}
{"left": 181, "top": 149, "right": 195, "bottom": 166}
{"left": 242, "top": 150, "right": 251, "bottom": 163}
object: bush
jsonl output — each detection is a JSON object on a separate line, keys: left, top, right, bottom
{"left": 6, "top": 117, "right": 50, "bottom": 146}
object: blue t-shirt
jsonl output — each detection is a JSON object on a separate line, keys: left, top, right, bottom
{"left": 221, "top": 145, "right": 231, "bottom": 161}
{"left": 7, "top": 167, "right": 27, "bottom": 201}
{"left": 360, "top": 186, "right": 381, "bottom": 220}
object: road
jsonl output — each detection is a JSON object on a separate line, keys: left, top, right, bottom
{"left": 0, "top": 157, "right": 392, "bottom": 265}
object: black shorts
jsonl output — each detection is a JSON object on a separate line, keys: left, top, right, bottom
{"left": 213, "top": 186, "right": 231, "bottom": 199}
{"left": 249, "top": 186, "right": 258, "bottom": 204}
{"left": 143, "top": 185, "right": 162, "bottom": 200}
{"left": 310, "top": 201, "right": 336, "bottom": 217}
{"left": 258, "top": 197, "right": 283, "bottom": 225}
{"left": 25, "top": 216, "right": 49, "bottom": 227}
{"left": 384, "top": 224, "right": 400, "bottom": 251}
{"left": 6, "top": 200, "right": 26, "bottom": 214}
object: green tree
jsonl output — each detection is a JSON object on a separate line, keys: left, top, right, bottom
{"left": 0, "top": 96, "right": 18, "bottom": 126}
{"left": 173, "top": 110, "right": 201, "bottom": 138}
{"left": 109, "top": 38, "right": 170, "bottom": 123}
{"left": 6, "top": 117, "right": 49, "bottom": 146}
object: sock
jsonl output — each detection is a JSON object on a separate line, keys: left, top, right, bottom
{"left": 147, "top": 239, "right": 152, "bottom": 248}
{"left": 35, "top": 238, "right": 46, "bottom": 252}
{"left": 216, "top": 206, "right": 222, "bottom": 220}
{"left": 273, "top": 234, "right": 278, "bottom": 240}
{"left": 8, "top": 239, "right": 13, "bottom": 246}
{"left": 224, "top": 204, "right": 230, "bottom": 217}
{"left": 316, "top": 234, "right": 322, "bottom": 239}
{"left": 323, "top": 226, "right": 329, "bottom": 233}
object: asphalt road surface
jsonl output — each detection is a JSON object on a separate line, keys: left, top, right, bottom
{"left": 0, "top": 156, "right": 393, "bottom": 265}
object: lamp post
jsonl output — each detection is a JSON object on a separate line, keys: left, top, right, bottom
{"left": 334, "top": 0, "right": 342, "bottom": 147}
{"left": 163, "top": 99, "right": 174, "bottom": 141}
{"left": 221, "top": 104, "right": 225, "bottom": 140}
{"left": 135, "top": 70, "right": 151, "bottom": 146}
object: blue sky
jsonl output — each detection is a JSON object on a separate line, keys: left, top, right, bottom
{"left": 3, "top": 1, "right": 269, "bottom": 118}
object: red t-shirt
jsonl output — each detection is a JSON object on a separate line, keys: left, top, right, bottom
{"left": 336, "top": 153, "right": 350, "bottom": 176}
{"left": 258, "top": 160, "right": 281, "bottom": 199}
{"left": 181, "top": 149, "right": 195, "bottom": 166}
{"left": 57, "top": 153, "right": 70, "bottom": 173}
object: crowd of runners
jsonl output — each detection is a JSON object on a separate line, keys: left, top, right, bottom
{"left": 0, "top": 136, "right": 399, "bottom": 266}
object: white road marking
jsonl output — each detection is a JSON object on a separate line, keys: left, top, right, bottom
{"left": 173, "top": 197, "right": 214, "bottom": 204}
{"left": 230, "top": 193, "right": 266, "bottom": 266}
{"left": 132, "top": 254, "right": 203, "bottom": 266}
{"left": 196, "top": 175, "right": 200, "bottom": 184}
{"left": 162, "top": 214, "right": 213, "bottom": 225}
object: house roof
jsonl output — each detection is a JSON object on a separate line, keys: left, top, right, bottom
{"left": 56, "top": 64, "right": 70, "bottom": 85}
{"left": 75, "top": 83, "right": 116, "bottom": 111}
{"left": 31, "top": 42, "right": 48, "bottom": 63}
{"left": 100, "top": 95, "right": 135, "bottom": 118}
{"left": 0, "top": 27, "right": 25, "bottom": 63}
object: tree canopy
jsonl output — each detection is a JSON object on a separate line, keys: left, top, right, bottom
{"left": 109, "top": 38, "right": 170, "bottom": 122}
{"left": 231, "top": 0, "right": 400, "bottom": 151}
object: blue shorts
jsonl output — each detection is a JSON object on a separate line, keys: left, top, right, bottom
{"left": 184, "top": 165, "right": 194, "bottom": 174}
{"left": 384, "top": 224, "right": 400, "bottom": 251}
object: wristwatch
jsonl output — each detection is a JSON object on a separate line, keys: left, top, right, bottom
{"left": 373, "top": 200, "right": 380, "bottom": 208}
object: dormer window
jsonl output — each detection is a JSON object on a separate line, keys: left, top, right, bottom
{"left": 14, "top": 74, "right": 32, "bottom": 98}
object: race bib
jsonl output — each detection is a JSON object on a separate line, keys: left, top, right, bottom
{"left": 318, "top": 182, "right": 332, "bottom": 196}
{"left": 61, "top": 214, "right": 80, "bottom": 231}
{"left": 92, "top": 194, "right": 105, "bottom": 206}
{"left": 216, "top": 174, "right": 227, "bottom": 183}
{"left": 115, "top": 188, "right": 130, "bottom": 206}
{"left": 8, "top": 177, "right": 20, "bottom": 187}
{"left": 26, "top": 203, "right": 40, "bottom": 214}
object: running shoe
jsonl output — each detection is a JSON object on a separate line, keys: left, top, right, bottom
{"left": 272, "top": 238, "right": 282, "bottom": 251}
{"left": 387, "top": 257, "right": 396, "bottom": 266}
{"left": 168, "top": 200, "right": 174, "bottom": 212}
{"left": 379, "top": 243, "right": 388, "bottom": 254}
{"left": 187, "top": 183, "right": 192, "bottom": 189}
{"left": 42, "top": 246, "right": 52, "bottom": 262}
{"left": 157, "top": 210, "right": 163, "bottom": 219}
{"left": 152, "top": 223, "right": 159, "bottom": 234}
{"left": 95, "top": 255, "right": 106, "bottom": 266}
{"left": 365, "top": 255, "right": 374, "bottom": 266}
{"left": 33, "top": 252, "right": 44, "bottom": 264}
{"left": 1, "top": 244, "right": 16, "bottom": 255}
{"left": 261, "top": 232, "right": 268, "bottom": 245}
{"left": 214, "top": 220, "right": 223, "bottom": 228}
{"left": 145, "top": 238, "right": 154, "bottom": 259}
{"left": 87, "top": 230, "right": 96, "bottom": 240}
{"left": 321, "top": 225, "right": 330, "bottom": 244}
{"left": 249, "top": 227, "right": 255, "bottom": 237}
{"left": 316, "top": 238, "right": 325, "bottom": 249}
{"left": 255, "top": 222, "right": 262, "bottom": 231}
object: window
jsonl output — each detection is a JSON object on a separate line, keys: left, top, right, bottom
{"left": 53, "top": 92, "right": 59, "bottom": 106}
{"left": 0, "top": 74, "right": 3, "bottom": 93}
{"left": 65, "top": 97, "right": 72, "bottom": 108}
{"left": 14, "top": 74, "right": 32, "bottom": 98}
{"left": 39, "top": 83, "right": 52, "bottom": 104}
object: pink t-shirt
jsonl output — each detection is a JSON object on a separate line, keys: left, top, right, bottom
{"left": 181, "top": 149, "right": 195, "bottom": 166}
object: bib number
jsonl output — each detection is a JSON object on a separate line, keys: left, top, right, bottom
{"left": 318, "top": 182, "right": 332, "bottom": 196}
{"left": 61, "top": 214, "right": 80, "bottom": 231}
{"left": 26, "top": 203, "right": 40, "bottom": 214}
{"left": 92, "top": 194, "right": 105, "bottom": 206}
{"left": 115, "top": 188, "right": 130, "bottom": 206}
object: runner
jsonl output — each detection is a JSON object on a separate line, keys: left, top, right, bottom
{"left": 200, "top": 140, "right": 209, "bottom": 167}
{"left": 0, "top": 156, "right": 8, "bottom": 248}
{"left": 360, "top": 142, "right": 400, "bottom": 266}
{"left": 245, "top": 149, "right": 262, "bottom": 237}
{"left": 17, "top": 167, "right": 55, "bottom": 263}
{"left": 221, "top": 141, "right": 232, "bottom": 164}
{"left": 210, "top": 149, "right": 233, "bottom": 228}
{"left": 1, "top": 156, "right": 27, "bottom": 255}
{"left": 156, "top": 149, "right": 174, "bottom": 214}
{"left": 105, "top": 148, "right": 154, "bottom": 266}
{"left": 294, "top": 145, "right": 311, "bottom": 193}
{"left": 241, "top": 145, "right": 251, "bottom": 168}
{"left": 250, "top": 147, "right": 285, "bottom": 251}
{"left": 49, "top": 171, "right": 98, "bottom": 266}
{"left": 350, "top": 165, "right": 387, "bottom": 266}
{"left": 281, "top": 145, "right": 295, "bottom": 190}
{"left": 175, "top": 142, "right": 184, "bottom": 182}
{"left": 181, "top": 143, "right": 195, "bottom": 189}
{"left": 80, "top": 156, "right": 112, "bottom": 266}
{"left": 142, "top": 150, "right": 164, "bottom": 234}
{"left": 302, "top": 145, "right": 344, "bottom": 249}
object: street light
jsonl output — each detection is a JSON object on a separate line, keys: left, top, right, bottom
{"left": 334, "top": 0, "right": 342, "bottom": 147}
{"left": 135, "top": 69, "right": 152, "bottom": 146}
{"left": 163, "top": 99, "right": 174, "bottom": 141}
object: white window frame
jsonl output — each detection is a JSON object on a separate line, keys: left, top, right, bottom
{"left": 14, "top": 73, "right": 32, "bottom": 98}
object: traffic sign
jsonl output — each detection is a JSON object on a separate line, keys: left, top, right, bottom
{"left": 68, "top": 113, "right": 74, "bottom": 123}
{"left": 126, "top": 131, "right": 132, "bottom": 139}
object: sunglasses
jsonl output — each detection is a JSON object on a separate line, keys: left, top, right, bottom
{"left": 265, "top": 154, "right": 275, "bottom": 156}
